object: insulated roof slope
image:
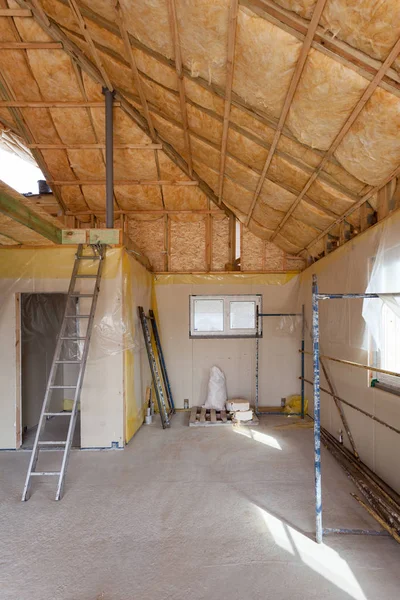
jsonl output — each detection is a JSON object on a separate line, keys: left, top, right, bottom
{"left": 0, "top": 0, "right": 399, "bottom": 260}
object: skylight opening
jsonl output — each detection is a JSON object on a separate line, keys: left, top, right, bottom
{"left": 0, "top": 147, "right": 45, "bottom": 195}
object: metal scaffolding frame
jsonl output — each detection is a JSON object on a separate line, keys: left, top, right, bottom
{"left": 311, "top": 274, "right": 400, "bottom": 543}
{"left": 255, "top": 305, "right": 305, "bottom": 418}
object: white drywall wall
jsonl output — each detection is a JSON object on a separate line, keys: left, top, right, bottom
{"left": 154, "top": 277, "right": 301, "bottom": 409}
{"left": 299, "top": 213, "right": 400, "bottom": 493}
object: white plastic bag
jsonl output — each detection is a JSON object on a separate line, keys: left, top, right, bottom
{"left": 205, "top": 366, "right": 227, "bottom": 410}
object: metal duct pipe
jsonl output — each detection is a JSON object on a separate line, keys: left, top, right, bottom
{"left": 103, "top": 87, "right": 114, "bottom": 228}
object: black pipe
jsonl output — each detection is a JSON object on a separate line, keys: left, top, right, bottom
{"left": 103, "top": 87, "right": 114, "bottom": 228}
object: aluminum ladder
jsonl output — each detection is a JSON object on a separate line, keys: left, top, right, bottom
{"left": 21, "top": 244, "right": 105, "bottom": 501}
{"left": 138, "top": 306, "right": 173, "bottom": 429}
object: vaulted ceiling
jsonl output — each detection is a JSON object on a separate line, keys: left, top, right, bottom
{"left": 0, "top": 0, "right": 400, "bottom": 263}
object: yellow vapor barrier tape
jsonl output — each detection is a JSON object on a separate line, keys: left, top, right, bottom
{"left": 0, "top": 247, "right": 121, "bottom": 279}
{"left": 153, "top": 273, "right": 298, "bottom": 286}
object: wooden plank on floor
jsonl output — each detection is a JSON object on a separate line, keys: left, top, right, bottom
{"left": 189, "top": 405, "right": 197, "bottom": 425}
{"left": 200, "top": 407, "right": 206, "bottom": 423}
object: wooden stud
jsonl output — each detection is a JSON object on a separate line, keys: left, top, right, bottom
{"left": 164, "top": 214, "right": 169, "bottom": 272}
{"left": 275, "top": 33, "right": 400, "bottom": 242}
{"left": 246, "top": 0, "right": 328, "bottom": 226}
{"left": 206, "top": 212, "right": 212, "bottom": 272}
{"left": 217, "top": 0, "right": 239, "bottom": 203}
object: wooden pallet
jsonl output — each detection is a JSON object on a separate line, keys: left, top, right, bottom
{"left": 189, "top": 406, "right": 259, "bottom": 427}
{"left": 189, "top": 406, "right": 232, "bottom": 427}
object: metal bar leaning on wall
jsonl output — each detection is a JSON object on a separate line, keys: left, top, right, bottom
{"left": 312, "top": 274, "right": 323, "bottom": 544}
{"left": 311, "top": 275, "right": 400, "bottom": 543}
{"left": 301, "top": 350, "right": 400, "bottom": 379}
{"left": 255, "top": 309, "right": 304, "bottom": 418}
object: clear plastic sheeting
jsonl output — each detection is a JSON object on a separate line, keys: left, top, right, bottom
{"left": 0, "top": 247, "right": 138, "bottom": 360}
{"left": 274, "top": 314, "right": 302, "bottom": 336}
{"left": 363, "top": 218, "right": 400, "bottom": 350}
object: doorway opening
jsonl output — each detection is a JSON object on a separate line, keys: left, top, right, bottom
{"left": 20, "top": 293, "right": 81, "bottom": 449}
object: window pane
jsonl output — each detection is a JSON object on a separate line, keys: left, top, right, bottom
{"left": 230, "top": 301, "right": 255, "bottom": 329}
{"left": 194, "top": 299, "right": 224, "bottom": 332}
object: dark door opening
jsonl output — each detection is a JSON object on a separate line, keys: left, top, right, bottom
{"left": 20, "top": 293, "right": 81, "bottom": 449}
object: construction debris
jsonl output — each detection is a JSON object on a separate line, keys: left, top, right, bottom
{"left": 321, "top": 428, "right": 400, "bottom": 544}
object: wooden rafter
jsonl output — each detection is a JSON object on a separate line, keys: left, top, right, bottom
{"left": 114, "top": 0, "right": 156, "bottom": 140}
{"left": 300, "top": 164, "right": 400, "bottom": 256}
{"left": 0, "top": 8, "right": 32, "bottom": 16}
{"left": 17, "top": 0, "right": 235, "bottom": 221}
{"left": 166, "top": 0, "right": 193, "bottom": 176}
{"left": 217, "top": 0, "right": 239, "bottom": 204}
{"left": 67, "top": 0, "right": 113, "bottom": 90}
{"left": 0, "top": 101, "right": 120, "bottom": 107}
{"left": 245, "top": 0, "right": 400, "bottom": 97}
{"left": 245, "top": 0, "right": 328, "bottom": 227}
{"left": 0, "top": 41, "right": 61, "bottom": 48}
{"left": 28, "top": 143, "right": 162, "bottom": 149}
{"left": 271, "top": 34, "right": 400, "bottom": 242}
{"left": 48, "top": 179, "right": 199, "bottom": 186}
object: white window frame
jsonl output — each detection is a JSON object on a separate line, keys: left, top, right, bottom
{"left": 189, "top": 294, "right": 262, "bottom": 339}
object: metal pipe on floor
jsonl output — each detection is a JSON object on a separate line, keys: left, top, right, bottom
{"left": 312, "top": 274, "right": 323, "bottom": 544}
{"left": 103, "top": 87, "right": 115, "bottom": 228}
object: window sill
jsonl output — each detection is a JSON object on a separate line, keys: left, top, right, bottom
{"left": 373, "top": 381, "right": 400, "bottom": 397}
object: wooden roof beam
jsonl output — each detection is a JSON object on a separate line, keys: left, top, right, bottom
{"left": 0, "top": 41, "right": 61, "bottom": 48}
{"left": 244, "top": 0, "right": 400, "bottom": 95}
{"left": 0, "top": 8, "right": 32, "bottom": 16}
{"left": 245, "top": 0, "right": 328, "bottom": 226}
{"left": 48, "top": 179, "right": 199, "bottom": 186}
{"left": 218, "top": 0, "right": 239, "bottom": 204}
{"left": 16, "top": 0, "right": 235, "bottom": 220}
{"left": 300, "top": 164, "right": 400, "bottom": 256}
{"left": 114, "top": 0, "right": 156, "bottom": 140}
{"left": 67, "top": 0, "right": 113, "bottom": 91}
{"left": 166, "top": 0, "right": 193, "bottom": 176}
{"left": 271, "top": 34, "right": 400, "bottom": 241}
{"left": 0, "top": 180, "right": 62, "bottom": 244}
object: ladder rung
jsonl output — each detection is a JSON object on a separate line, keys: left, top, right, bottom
{"left": 49, "top": 385, "right": 77, "bottom": 389}
{"left": 69, "top": 293, "right": 95, "bottom": 297}
{"left": 55, "top": 360, "right": 81, "bottom": 364}
{"left": 61, "top": 336, "right": 86, "bottom": 340}
{"left": 44, "top": 412, "right": 72, "bottom": 416}
{"left": 30, "top": 472, "right": 60, "bottom": 476}
{"left": 38, "top": 441, "right": 67, "bottom": 446}
{"left": 65, "top": 315, "right": 91, "bottom": 318}
{"left": 75, "top": 275, "right": 98, "bottom": 278}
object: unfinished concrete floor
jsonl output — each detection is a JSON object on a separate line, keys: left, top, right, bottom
{"left": 1, "top": 413, "right": 400, "bottom": 600}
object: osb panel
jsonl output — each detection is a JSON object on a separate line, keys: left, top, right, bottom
{"left": 170, "top": 216, "right": 207, "bottom": 272}
{"left": 241, "top": 227, "right": 264, "bottom": 271}
{"left": 264, "top": 241, "right": 285, "bottom": 271}
{"left": 211, "top": 215, "right": 230, "bottom": 271}
{"left": 128, "top": 216, "right": 165, "bottom": 272}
